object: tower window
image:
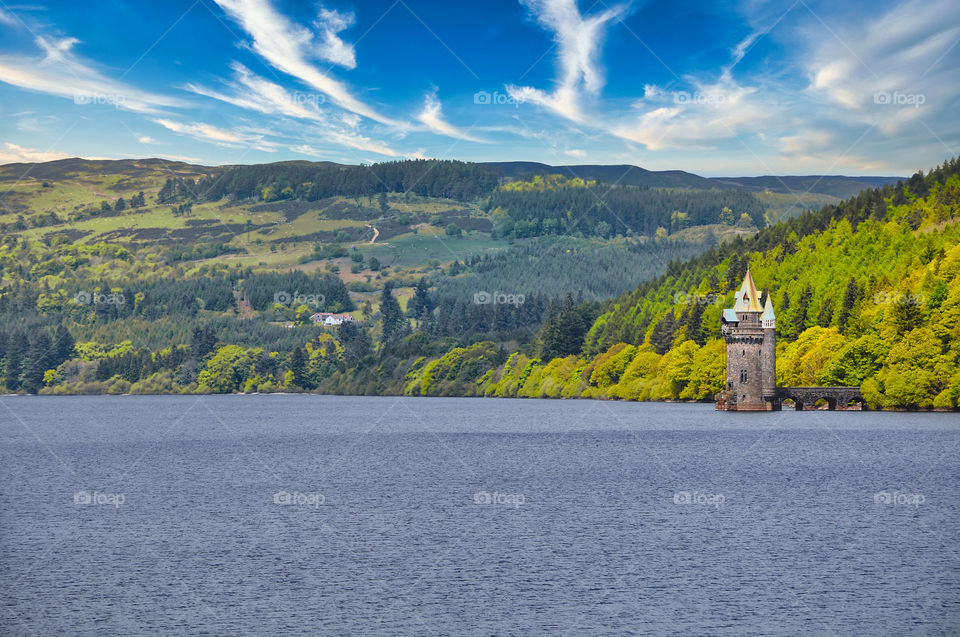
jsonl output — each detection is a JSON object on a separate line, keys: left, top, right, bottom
{"left": 740, "top": 370, "right": 748, "bottom": 383}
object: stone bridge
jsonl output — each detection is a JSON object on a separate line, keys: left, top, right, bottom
{"left": 776, "top": 387, "right": 865, "bottom": 410}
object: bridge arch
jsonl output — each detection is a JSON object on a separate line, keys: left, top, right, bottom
{"left": 776, "top": 387, "right": 864, "bottom": 411}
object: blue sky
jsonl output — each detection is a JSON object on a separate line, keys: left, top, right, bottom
{"left": 0, "top": 0, "right": 957, "bottom": 175}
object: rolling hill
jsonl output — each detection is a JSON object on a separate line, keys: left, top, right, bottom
{"left": 483, "top": 161, "right": 903, "bottom": 199}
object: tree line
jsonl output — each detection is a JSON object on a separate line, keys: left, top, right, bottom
{"left": 160, "top": 159, "right": 502, "bottom": 204}
{"left": 486, "top": 184, "right": 766, "bottom": 238}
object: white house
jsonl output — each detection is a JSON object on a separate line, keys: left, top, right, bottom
{"left": 309, "top": 312, "right": 356, "bottom": 326}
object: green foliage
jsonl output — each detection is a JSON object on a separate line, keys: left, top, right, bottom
{"left": 195, "top": 159, "right": 500, "bottom": 203}
{"left": 379, "top": 283, "right": 406, "bottom": 345}
{"left": 446, "top": 157, "right": 960, "bottom": 409}
{"left": 197, "top": 345, "right": 256, "bottom": 393}
{"left": 489, "top": 182, "right": 765, "bottom": 238}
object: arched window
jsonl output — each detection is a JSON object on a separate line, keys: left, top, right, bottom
{"left": 740, "top": 369, "right": 748, "bottom": 383}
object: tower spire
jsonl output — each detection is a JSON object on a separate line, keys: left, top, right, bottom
{"left": 761, "top": 292, "right": 776, "bottom": 328}
{"left": 733, "top": 268, "right": 763, "bottom": 312}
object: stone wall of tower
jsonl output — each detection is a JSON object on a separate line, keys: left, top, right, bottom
{"left": 762, "top": 325, "right": 777, "bottom": 397}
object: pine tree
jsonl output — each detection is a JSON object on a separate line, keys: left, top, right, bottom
{"left": 408, "top": 278, "right": 434, "bottom": 320}
{"left": 338, "top": 321, "right": 371, "bottom": 368}
{"left": 726, "top": 255, "right": 744, "bottom": 291}
{"left": 289, "top": 347, "right": 310, "bottom": 389}
{"left": 686, "top": 300, "right": 706, "bottom": 345}
{"left": 892, "top": 297, "right": 923, "bottom": 334}
{"left": 22, "top": 332, "right": 52, "bottom": 394}
{"left": 649, "top": 310, "right": 678, "bottom": 354}
{"left": 794, "top": 285, "right": 812, "bottom": 335}
{"left": 4, "top": 331, "right": 27, "bottom": 391}
{"left": 53, "top": 325, "right": 75, "bottom": 366}
{"left": 838, "top": 277, "right": 860, "bottom": 332}
{"left": 817, "top": 297, "right": 834, "bottom": 327}
{"left": 379, "top": 283, "right": 405, "bottom": 345}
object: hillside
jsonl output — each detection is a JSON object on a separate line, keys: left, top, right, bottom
{"left": 0, "top": 155, "right": 948, "bottom": 407}
{"left": 404, "top": 159, "right": 960, "bottom": 409}
{"left": 0, "top": 156, "right": 762, "bottom": 394}
{"left": 484, "top": 161, "right": 902, "bottom": 199}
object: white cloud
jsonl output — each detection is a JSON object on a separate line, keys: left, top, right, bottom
{"left": 155, "top": 153, "right": 203, "bottom": 163}
{"left": 313, "top": 128, "right": 402, "bottom": 157}
{"left": 152, "top": 118, "right": 245, "bottom": 145}
{"left": 136, "top": 135, "right": 158, "bottom": 144}
{"left": 186, "top": 62, "right": 326, "bottom": 121}
{"left": 778, "top": 130, "right": 834, "bottom": 156}
{"left": 0, "top": 35, "right": 187, "bottom": 114}
{"left": 16, "top": 115, "right": 57, "bottom": 133}
{"left": 564, "top": 148, "right": 586, "bottom": 158}
{"left": 291, "top": 143, "right": 323, "bottom": 156}
{"left": 507, "top": 0, "right": 630, "bottom": 122}
{"left": 0, "top": 142, "right": 73, "bottom": 164}
{"left": 611, "top": 79, "right": 771, "bottom": 150}
{"left": 805, "top": 0, "right": 960, "bottom": 134}
{"left": 187, "top": 64, "right": 403, "bottom": 157}
{"left": 292, "top": 134, "right": 399, "bottom": 160}
{"left": 0, "top": 9, "right": 17, "bottom": 26}
{"left": 213, "top": 0, "right": 399, "bottom": 126}
{"left": 416, "top": 90, "right": 486, "bottom": 142}
{"left": 316, "top": 8, "right": 357, "bottom": 69}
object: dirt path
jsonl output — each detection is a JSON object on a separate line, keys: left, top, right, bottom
{"left": 366, "top": 224, "right": 379, "bottom": 244}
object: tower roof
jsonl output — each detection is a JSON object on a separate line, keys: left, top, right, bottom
{"left": 761, "top": 293, "right": 776, "bottom": 321}
{"left": 733, "top": 269, "right": 763, "bottom": 312}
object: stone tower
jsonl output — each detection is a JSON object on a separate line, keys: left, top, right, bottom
{"left": 718, "top": 270, "right": 780, "bottom": 411}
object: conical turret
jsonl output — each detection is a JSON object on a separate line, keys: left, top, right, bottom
{"left": 761, "top": 292, "right": 776, "bottom": 328}
{"left": 733, "top": 269, "right": 763, "bottom": 313}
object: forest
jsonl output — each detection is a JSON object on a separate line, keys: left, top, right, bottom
{"left": 179, "top": 159, "right": 502, "bottom": 203}
{"left": 156, "top": 160, "right": 767, "bottom": 240}
{"left": 1, "top": 156, "right": 957, "bottom": 409}
{"left": 403, "top": 159, "right": 960, "bottom": 409}
{"left": 486, "top": 178, "right": 766, "bottom": 237}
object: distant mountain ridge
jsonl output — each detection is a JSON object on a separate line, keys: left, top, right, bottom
{"left": 0, "top": 157, "right": 903, "bottom": 200}
{"left": 483, "top": 161, "right": 904, "bottom": 199}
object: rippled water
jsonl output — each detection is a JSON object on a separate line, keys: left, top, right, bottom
{"left": 1, "top": 395, "right": 958, "bottom": 635}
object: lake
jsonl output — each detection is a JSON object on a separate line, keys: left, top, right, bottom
{"left": 1, "top": 395, "right": 957, "bottom": 635}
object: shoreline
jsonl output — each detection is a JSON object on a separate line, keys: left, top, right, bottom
{"left": 4, "top": 392, "right": 956, "bottom": 411}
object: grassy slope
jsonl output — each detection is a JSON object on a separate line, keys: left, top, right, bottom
{"left": 0, "top": 160, "right": 506, "bottom": 273}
